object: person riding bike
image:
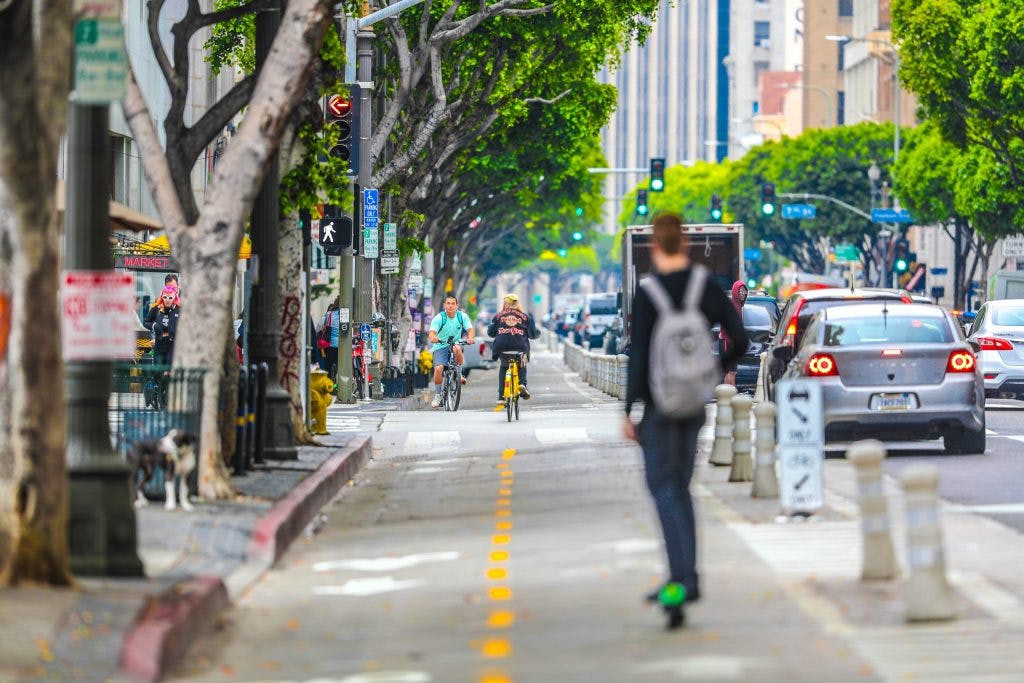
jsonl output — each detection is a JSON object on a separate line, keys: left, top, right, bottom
{"left": 428, "top": 294, "right": 475, "bottom": 409}
{"left": 487, "top": 293, "right": 540, "bottom": 402}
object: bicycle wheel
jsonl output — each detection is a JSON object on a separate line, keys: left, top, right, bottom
{"left": 444, "top": 370, "right": 457, "bottom": 411}
{"left": 452, "top": 379, "right": 462, "bottom": 411}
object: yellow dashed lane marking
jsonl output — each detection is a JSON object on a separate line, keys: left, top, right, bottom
{"left": 492, "top": 534, "right": 510, "bottom": 545}
{"left": 488, "top": 610, "right": 516, "bottom": 628}
{"left": 489, "top": 586, "right": 513, "bottom": 601}
{"left": 496, "top": 498, "right": 511, "bottom": 506}
{"left": 495, "top": 521, "right": 512, "bottom": 531}
{"left": 496, "top": 462, "right": 509, "bottom": 470}
{"left": 495, "top": 509, "right": 511, "bottom": 518}
{"left": 498, "top": 487, "right": 512, "bottom": 496}
{"left": 486, "top": 567, "right": 508, "bottom": 580}
{"left": 480, "top": 638, "right": 512, "bottom": 658}
{"left": 490, "top": 551, "right": 509, "bottom": 562}
{"left": 502, "top": 449, "right": 516, "bottom": 459}
{"left": 479, "top": 673, "right": 511, "bottom": 683}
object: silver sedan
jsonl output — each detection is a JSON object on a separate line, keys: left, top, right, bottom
{"left": 780, "top": 303, "right": 985, "bottom": 454}
{"left": 965, "top": 299, "right": 1024, "bottom": 401}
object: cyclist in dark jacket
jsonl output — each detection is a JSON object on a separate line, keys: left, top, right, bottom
{"left": 487, "top": 293, "right": 539, "bottom": 401}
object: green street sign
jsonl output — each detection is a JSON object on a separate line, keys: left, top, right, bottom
{"left": 834, "top": 244, "right": 859, "bottom": 263}
{"left": 73, "top": 19, "right": 126, "bottom": 103}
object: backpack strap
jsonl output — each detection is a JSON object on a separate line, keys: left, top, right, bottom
{"left": 683, "top": 264, "right": 707, "bottom": 311}
{"left": 639, "top": 276, "right": 676, "bottom": 314}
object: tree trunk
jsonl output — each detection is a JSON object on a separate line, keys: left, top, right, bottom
{"left": 952, "top": 220, "right": 965, "bottom": 310}
{"left": 279, "top": 211, "right": 315, "bottom": 443}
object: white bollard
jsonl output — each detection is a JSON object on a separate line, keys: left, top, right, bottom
{"left": 709, "top": 384, "right": 737, "bottom": 466}
{"left": 751, "top": 402, "right": 779, "bottom": 498}
{"left": 846, "top": 440, "right": 898, "bottom": 581}
{"left": 753, "top": 351, "right": 767, "bottom": 403}
{"left": 902, "top": 465, "right": 956, "bottom": 622}
{"left": 729, "top": 394, "right": 754, "bottom": 482}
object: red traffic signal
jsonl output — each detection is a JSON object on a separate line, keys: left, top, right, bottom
{"left": 323, "top": 85, "right": 360, "bottom": 175}
{"left": 326, "top": 95, "right": 352, "bottom": 118}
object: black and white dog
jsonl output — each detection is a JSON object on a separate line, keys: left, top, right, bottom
{"left": 128, "top": 429, "right": 198, "bottom": 511}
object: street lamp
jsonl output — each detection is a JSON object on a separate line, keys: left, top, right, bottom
{"left": 781, "top": 82, "right": 836, "bottom": 128}
{"left": 867, "top": 162, "right": 881, "bottom": 212}
{"left": 827, "top": 34, "right": 901, "bottom": 168}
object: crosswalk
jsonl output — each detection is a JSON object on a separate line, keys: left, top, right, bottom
{"left": 323, "top": 411, "right": 365, "bottom": 433}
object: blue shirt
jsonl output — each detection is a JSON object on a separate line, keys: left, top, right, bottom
{"left": 430, "top": 310, "right": 471, "bottom": 351}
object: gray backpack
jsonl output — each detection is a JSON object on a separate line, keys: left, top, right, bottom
{"left": 639, "top": 265, "right": 718, "bottom": 417}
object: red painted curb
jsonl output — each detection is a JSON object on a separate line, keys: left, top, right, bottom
{"left": 119, "top": 575, "right": 229, "bottom": 683}
{"left": 248, "top": 435, "right": 373, "bottom": 565}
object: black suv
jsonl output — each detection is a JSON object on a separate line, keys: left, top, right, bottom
{"left": 763, "top": 288, "right": 911, "bottom": 401}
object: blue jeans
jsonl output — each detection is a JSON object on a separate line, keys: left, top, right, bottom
{"left": 638, "top": 407, "right": 703, "bottom": 597}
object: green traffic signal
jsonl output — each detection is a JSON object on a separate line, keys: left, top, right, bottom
{"left": 650, "top": 178, "right": 664, "bottom": 192}
{"left": 710, "top": 208, "right": 722, "bottom": 221}
{"left": 572, "top": 231, "right": 583, "bottom": 241}
{"left": 557, "top": 248, "right": 567, "bottom": 257}
{"left": 636, "top": 188, "right": 649, "bottom": 216}
{"left": 895, "top": 258, "right": 908, "bottom": 272}
{"left": 575, "top": 206, "right": 584, "bottom": 217}
{"left": 761, "top": 202, "right": 775, "bottom": 216}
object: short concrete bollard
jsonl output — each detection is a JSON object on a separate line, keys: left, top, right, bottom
{"left": 709, "top": 384, "right": 737, "bottom": 466}
{"left": 751, "top": 402, "right": 779, "bottom": 498}
{"left": 729, "top": 394, "right": 754, "bottom": 481}
{"left": 846, "top": 440, "right": 898, "bottom": 581}
{"left": 753, "top": 351, "right": 767, "bottom": 403}
{"left": 902, "top": 465, "right": 956, "bottom": 622}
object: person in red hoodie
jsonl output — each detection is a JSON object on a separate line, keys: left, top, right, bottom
{"left": 719, "top": 280, "right": 748, "bottom": 386}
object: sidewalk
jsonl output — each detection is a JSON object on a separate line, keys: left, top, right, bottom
{"left": 0, "top": 391, "right": 427, "bottom": 683}
{"left": 690, "top": 414, "right": 1024, "bottom": 682}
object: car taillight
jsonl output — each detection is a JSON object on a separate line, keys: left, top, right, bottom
{"left": 976, "top": 336, "right": 1014, "bottom": 351}
{"left": 806, "top": 353, "right": 838, "bottom": 377}
{"left": 984, "top": 373, "right": 997, "bottom": 380}
{"left": 779, "top": 299, "right": 805, "bottom": 347}
{"left": 479, "top": 342, "right": 486, "bottom": 354}
{"left": 882, "top": 348, "right": 902, "bottom": 357}
{"left": 946, "top": 350, "right": 976, "bottom": 373}
{"left": 900, "top": 295, "right": 913, "bottom": 303}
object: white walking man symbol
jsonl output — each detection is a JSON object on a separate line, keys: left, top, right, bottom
{"left": 321, "top": 220, "right": 336, "bottom": 242}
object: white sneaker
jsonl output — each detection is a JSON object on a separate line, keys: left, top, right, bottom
{"left": 431, "top": 395, "right": 442, "bottom": 408}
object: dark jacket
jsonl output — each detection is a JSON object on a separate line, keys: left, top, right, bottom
{"left": 144, "top": 304, "right": 181, "bottom": 355}
{"left": 488, "top": 308, "right": 539, "bottom": 359}
{"left": 626, "top": 268, "right": 747, "bottom": 416}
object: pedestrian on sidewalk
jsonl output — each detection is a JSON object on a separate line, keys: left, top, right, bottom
{"left": 720, "top": 280, "right": 748, "bottom": 386}
{"left": 317, "top": 299, "right": 340, "bottom": 377}
{"left": 428, "top": 294, "right": 475, "bottom": 408}
{"left": 144, "top": 285, "right": 181, "bottom": 366}
{"left": 623, "top": 211, "right": 747, "bottom": 626}
{"left": 488, "top": 293, "right": 540, "bottom": 402}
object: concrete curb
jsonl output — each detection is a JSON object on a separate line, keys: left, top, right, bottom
{"left": 118, "top": 434, "right": 374, "bottom": 682}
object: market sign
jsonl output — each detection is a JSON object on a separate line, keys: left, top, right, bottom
{"left": 115, "top": 254, "right": 179, "bottom": 271}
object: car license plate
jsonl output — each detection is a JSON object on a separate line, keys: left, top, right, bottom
{"left": 870, "top": 393, "right": 915, "bottom": 411}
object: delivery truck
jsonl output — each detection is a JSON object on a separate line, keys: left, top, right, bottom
{"left": 620, "top": 223, "right": 745, "bottom": 342}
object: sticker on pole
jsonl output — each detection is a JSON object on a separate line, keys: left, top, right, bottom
{"left": 62, "top": 271, "right": 137, "bottom": 360}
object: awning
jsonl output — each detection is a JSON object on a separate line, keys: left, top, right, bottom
{"left": 138, "top": 233, "right": 252, "bottom": 260}
{"left": 55, "top": 179, "right": 163, "bottom": 233}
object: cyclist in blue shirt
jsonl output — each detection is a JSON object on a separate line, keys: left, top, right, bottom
{"left": 428, "top": 294, "right": 475, "bottom": 408}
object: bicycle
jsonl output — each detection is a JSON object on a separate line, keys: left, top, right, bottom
{"left": 439, "top": 338, "right": 470, "bottom": 411}
{"left": 501, "top": 351, "right": 526, "bottom": 422}
{"left": 351, "top": 335, "right": 368, "bottom": 401}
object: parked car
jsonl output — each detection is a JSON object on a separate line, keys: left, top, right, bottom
{"left": 461, "top": 338, "right": 496, "bottom": 377}
{"left": 578, "top": 292, "right": 619, "bottom": 348}
{"left": 744, "top": 293, "right": 782, "bottom": 329}
{"left": 764, "top": 287, "right": 912, "bottom": 401}
{"left": 780, "top": 302, "right": 985, "bottom": 454}
{"left": 712, "top": 304, "right": 776, "bottom": 394}
{"left": 556, "top": 310, "right": 580, "bottom": 338}
{"left": 965, "top": 299, "right": 1024, "bottom": 401}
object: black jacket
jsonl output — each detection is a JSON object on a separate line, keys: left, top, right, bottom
{"left": 488, "top": 308, "right": 539, "bottom": 359}
{"left": 625, "top": 268, "right": 748, "bottom": 416}
{"left": 144, "top": 304, "right": 181, "bottom": 354}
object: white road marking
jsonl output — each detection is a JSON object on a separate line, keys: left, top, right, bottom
{"left": 535, "top": 427, "right": 588, "bottom": 443}
{"left": 943, "top": 502, "right": 1024, "bottom": 514}
{"left": 403, "top": 431, "right": 460, "bottom": 453}
{"left": 631, "top": 655, "right": 763, "bottom": 679}
{"left": 312, "top": 577, "right": 427, "bottom": 596}
{"left": 590, "top": 537, "right": 661, "bottom": 554}
{"left": 338, "top": 672, "right": 432, "bottom": 683}
{"left": 313, "top": 551, "right": 460, "bottom": 573}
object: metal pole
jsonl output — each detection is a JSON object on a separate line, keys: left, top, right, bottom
{"left": 303, "top": 229, "right": 311, "bottom": 429}
{"left": 248, "top": 2, "right": 297, "bottom": 459}
{"left": 356, "top": 23, "right": 377, "bottom": 399}
{"left": 65, "top": 102, "right": 143, "bottom": 577}
{"left": 337, "top": 244, "right": 355, "bottom": 403}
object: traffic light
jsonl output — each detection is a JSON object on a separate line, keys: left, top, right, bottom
{"left": 650, "top": 157, "right": 666, "bottom": 192}
{"left": 319, "top": 205, "right": 352, "bottom": 255}
{"left": 299, "top": 208, "right": 312, "bottom": 246}
{"left": 894, "top": 237, "right": 910, "bottom": 273}
{"left": 760, "top": 182, "right": 776, "bottom": 216}
{"left": 572, "top": 231, "right": 583, "bottom": 241}
{"left": 575, "top": 206, "right": 584, "bottom": 217}
{"left": 636, "top": 188, "right": 649, "bottom": 216}
{"left": 324, "top": 84, "right": 361, "bottom": 175}
{"left": 710, "top": 194, "right": 723, "bottom": 222}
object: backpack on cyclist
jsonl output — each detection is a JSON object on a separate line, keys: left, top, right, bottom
{"left": 639, "top": 264, "right": 718, "bottom": 418}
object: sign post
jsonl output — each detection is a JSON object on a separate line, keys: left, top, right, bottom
{"left": 776, "top": 379, "right": 825, "bottom": 516}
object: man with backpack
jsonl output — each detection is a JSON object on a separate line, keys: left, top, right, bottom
{"left": 623, "top": 211, "right": 747, "bottom": 628}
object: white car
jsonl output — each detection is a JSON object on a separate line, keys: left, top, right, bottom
{"left": 966, "top": 299, "right": 1024, "bottom": 401}
{"left": 461, "top": 338, "right": 496, "bottom": 377}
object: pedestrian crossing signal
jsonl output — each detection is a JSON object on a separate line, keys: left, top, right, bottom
{"left": 319, "top": 206, "right": 352, "bottom": 256}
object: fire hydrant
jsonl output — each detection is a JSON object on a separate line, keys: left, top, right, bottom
{"left": 309, "top": 367, "right": 336, "bottom": 435}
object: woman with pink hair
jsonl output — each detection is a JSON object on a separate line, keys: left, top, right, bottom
{"left": 144, "top": 285, "right": 181, "bottom": 365}
{"left": 719, "top": 280, "right": 748, "bottom": 385}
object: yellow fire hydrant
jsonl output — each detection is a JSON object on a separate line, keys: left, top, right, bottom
{"left": 309, "top": 367, "right": 336, "bottom": 435}
{"left": 417, "top": 347, "right": 433, "bottom": 375}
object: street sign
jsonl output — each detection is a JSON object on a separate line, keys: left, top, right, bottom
{"left": 73, "top": 19, "right": 127, "bottom": 103}
{"left": 383, "top": 222, "right": 398, "bottom": 251}
{"left": 359, "top": 323, "right": 371, "bottom": 341}
{"left": 776, "top": 378, "right": 824, "bottom": 514}
{"left": 1002, "top": 237, "right": 1024, "bottom": 258}
{"left": 833, "top": 243, "right": 859, "bottom": 263}
{"left": 409, "top": 273, "right": 424, "bottom": 291}
{"left": 743, "top": 247, "right": 762, "bottom": 261}
{"left": 930, "top": 267, "right": 948, "bottom": 276}
{"left": 380, "top": 249, "right": 399, "bottom": 274}
{"left": 363, "top": 226, "right": 379, "bottom": 258}
{"left": 871, "top": 208, "right": 914, "bottom": 223}
{"left": 61, "top": 271, "right": 137, "bottom": 361}
{"left": 362, "top": 188, "right": 379, "bottom": 228}
{"left": 781, "top": 203, "right": 816, "bottom": 220}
